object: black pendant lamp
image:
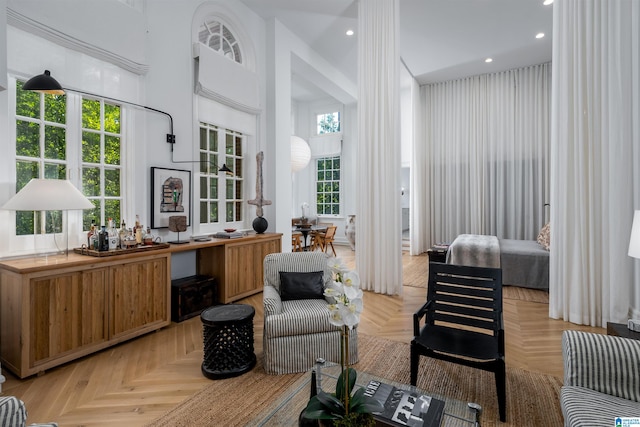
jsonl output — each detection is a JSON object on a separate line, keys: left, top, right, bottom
{"left": 22, "top": 70, "right": 65, "bottom": 95}
{"left": 219, "top": 164, "right": 233, "bottom": 175}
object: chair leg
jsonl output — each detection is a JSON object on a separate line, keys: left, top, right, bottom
{"left": 410, "top": 342, "right": 419, "bottom": 386}
{"left": 329, "top": 242, "right": 336, "bottom": 256}
{"left": 495, "top": 359, "right": 506, "bottom": 422}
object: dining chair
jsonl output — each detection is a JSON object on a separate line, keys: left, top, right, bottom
{"left": 312, "top": 225, "right": 337, "bottom": 256}
{"left": 309, "top": 222, "right": 331, "bottom": 251}
{"left": 410, "top": 262, "right": 506, "bottom": 422}
{"left": 291, "top": 232, "right": 304, "bottom": 252}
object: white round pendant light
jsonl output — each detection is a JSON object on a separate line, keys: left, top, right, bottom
{"left": 290, "top": 135, "right": 311, "bottom": 172}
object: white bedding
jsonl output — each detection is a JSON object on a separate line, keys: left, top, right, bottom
{"left": 445, "top": 234, "right": 500, "bottom": 268}
{"left": 445, "top": 234, "right": 549, "bottom": 290}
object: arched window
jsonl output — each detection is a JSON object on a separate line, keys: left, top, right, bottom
{"left": 199, "top": 19, "right": 242, "bottom": 65}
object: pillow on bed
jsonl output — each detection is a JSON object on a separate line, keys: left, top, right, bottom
{"left": 537, "top": 223, "right": 550, "bottom": 251}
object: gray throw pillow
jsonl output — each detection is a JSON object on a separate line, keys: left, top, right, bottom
{"left": 279, "top": 271, "right": 324, "bottom": 301}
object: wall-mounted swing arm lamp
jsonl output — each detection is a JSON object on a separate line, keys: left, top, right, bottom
{"left": 23, "top": 70, "right": 176, "bottom": 145}
{"left": 23, "top": 70, "right": 233, "bottom": 176}
{"left": 24, "top": 70, "right": 232, "bottom": 176}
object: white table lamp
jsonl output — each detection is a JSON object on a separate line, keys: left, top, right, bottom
{"left": 627, "top": 210, "right": 640, "bottom": 331}
{"left": 2, "top": 179, "right": 94, "bottom": 256}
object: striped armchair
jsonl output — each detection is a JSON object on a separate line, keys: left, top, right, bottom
{"left": 0, "top": 396, "right": 57, "bottom": 427}
{"left": 561, "top": 330, "right": 640, "bottom": 427}
{"left": 262, "top": 252, "right": 358, "bottom": 375}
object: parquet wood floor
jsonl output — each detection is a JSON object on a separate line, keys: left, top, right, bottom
{"left": 3, "top": 245, "right": 603, "bottom": 426}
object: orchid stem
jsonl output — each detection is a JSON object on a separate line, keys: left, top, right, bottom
{"left": 343, "top": 326, "right": 350, "bottom": 415}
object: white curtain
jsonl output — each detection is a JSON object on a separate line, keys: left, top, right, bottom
{"left": 356, "top": 0, "right": 403, "bottom": 295}
{"left": 413, "top": 63, "right": 551, "bottom": 248}
{"left": 549, "top": 0, "right": 640, "bottom": 327}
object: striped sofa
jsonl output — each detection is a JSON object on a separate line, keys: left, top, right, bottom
{"left": 0, "top": 396, "right": 57, "bottom": 427}
{"left": 262, "top": 252, "right": 358, "bottom": 375}
{"left": 561, "top": 330, "right": 640, "bottom": 426}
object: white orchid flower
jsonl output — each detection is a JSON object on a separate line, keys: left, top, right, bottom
{"left": 323, "top": 286, "right": 341, "bottom": 299}
{"left": 341, "top": 303, "right": 361, "bottom": 329}
{"left": 324, "top": 260, "right": 363, "bottom": 329}
{"left": 327, "top": 257, "right": 347, "bottom": 274}
{"left": 328, "top": 306, "right": 345, "bottom": 327}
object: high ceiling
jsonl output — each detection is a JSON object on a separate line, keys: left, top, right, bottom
{"left": 240, "top": 0, "right": 553, "bottom": 101}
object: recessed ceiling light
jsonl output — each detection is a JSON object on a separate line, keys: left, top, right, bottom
{"left": 346, "top": 29, "right": 354, "bottom": 36}
{"left": 536, "top": 33, "right": 545, "bottom": 39}
{"left": 543, "top": 0, "right": 553, "bottom": 5}
{"left": 485, "top": 58, "right": 493, "bottom": 63}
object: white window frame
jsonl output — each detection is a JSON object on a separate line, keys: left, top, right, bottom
{"left": 80, "top": 96, "right": 124, "bottom": 229}
{"left": 315, "top": 156, "right": 342, "bottom": 218}
{"left": 198, "top": 122, "right": 245, "bottom": 230}
{"left": 312, "top": 103, "right": 344, "bottom": 219}
{"left": 7, "top": 75, "right": 127, "bottom": 255}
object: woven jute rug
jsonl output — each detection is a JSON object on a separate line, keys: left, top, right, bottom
{"left": 146, "top": 334, "right": 563, "bottom": 427}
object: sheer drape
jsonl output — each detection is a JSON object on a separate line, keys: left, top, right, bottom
{"left": 413, "top": 64, "right": 551, "bottom": 249}
{"left": 356, "top": 0, "right": 403, "bottom": 295}
{"left": 549, "top": 0, "right": 639, "bottom": 326}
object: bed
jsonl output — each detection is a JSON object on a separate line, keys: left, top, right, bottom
{"left": 446, "top": 226, "right": 550, "bottom": 290}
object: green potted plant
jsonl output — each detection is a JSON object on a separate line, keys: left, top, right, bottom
{"left": 302, "top": 259, "right": 384, "bottom": 426}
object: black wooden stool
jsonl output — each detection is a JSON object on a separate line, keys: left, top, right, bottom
{"left": 200, "top": 304, "right": 256, "bottom": 379}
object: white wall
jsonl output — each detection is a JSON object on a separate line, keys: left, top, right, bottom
{"left": 0, "top": 0, "right": 356, "bottom": 256}
{"left": 0, "top": 0, "right": 7, "bottom": 91}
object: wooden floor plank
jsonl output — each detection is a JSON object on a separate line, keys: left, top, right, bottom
{"left": 3, "top": 245, "right": 604, "bottom": 426}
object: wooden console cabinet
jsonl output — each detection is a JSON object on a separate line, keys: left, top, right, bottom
{"left": 0, "top": 252, "right": 170, "bottom": 378}
{"left": 0, "top": 232, "right": 281, "bottom": 378}
{"left": 191, "top": 233, "right": 281, "bottom": 303}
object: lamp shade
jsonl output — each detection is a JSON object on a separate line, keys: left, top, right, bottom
{"left": 219, "top": 163, "right": 234, "bottom": 175}
{"left": 22, "top": 70, "right": 65, "bottom": 95}
{"left": 2, "top": 179, "right": 94, "bottom": 211}
{"left": 629, "top": 210, "right": 640, "bottom": 258}
{"left": 291, "top": 135, "right": 311, "bottom": 172}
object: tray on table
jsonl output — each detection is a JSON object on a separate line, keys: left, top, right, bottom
{"left": 74, "top": 242, "right": 171, "bottom": 257}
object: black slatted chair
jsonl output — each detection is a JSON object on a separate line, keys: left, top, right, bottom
{"left": 410, "top": 262, "right": 506, "bottom": 422}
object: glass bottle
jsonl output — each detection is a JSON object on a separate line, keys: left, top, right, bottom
{"left": 119, "top": 220, "right": 126, "bottom": 249}
{"left": 98, "top": 225, "right": 109, "bottom": 251}
{"left": 87, "top": 219, "right": 96, "bottom": 247}
{"left": 107, "top": 218, "right": 119, "bottom": 250}
{"left": 135, "top": 215, "right": 142, "bottom": 244}
{"left": 144, "top": 227, "right": 154, "bottom": 245}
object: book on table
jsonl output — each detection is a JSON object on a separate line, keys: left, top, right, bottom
{"left": 365, "top": 379, "right": 445, "bottom": 427}
{"left": 212, "top": 231, "right": 243, "bottom": 239}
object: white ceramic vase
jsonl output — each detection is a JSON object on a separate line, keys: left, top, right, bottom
{"left": 345, "top": 215, "right": 356, "bottom": 250}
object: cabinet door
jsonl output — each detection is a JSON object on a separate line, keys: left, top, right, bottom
{"left": 110, "top": 257, "right": 168, "bottom": 339}
{"left": 30, "top": 269, "right": 108, "bottom": 367}
{"left": 226, "top": 238, "right": 281, "bottom": 301}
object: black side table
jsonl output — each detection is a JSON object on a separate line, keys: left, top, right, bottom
{"left": 606, "top": 322, "right": 640, "bottom": 341}
{"left": 427, "top": 244, "right": 449, "bottom": 263}
{"left": 201, "top": 304, "right": 256, "bottom": 379}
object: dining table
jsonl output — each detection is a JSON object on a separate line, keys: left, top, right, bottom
{"left": 292, "top": 224, "right": 327, "bottom": 251}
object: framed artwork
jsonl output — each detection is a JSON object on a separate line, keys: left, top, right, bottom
{"left": 150, "top": 167, "right": 191, "bottom": 229}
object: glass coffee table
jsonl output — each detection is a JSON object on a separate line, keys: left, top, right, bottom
{"left": 255, "top": 361, "right": 480, "bottom": 426}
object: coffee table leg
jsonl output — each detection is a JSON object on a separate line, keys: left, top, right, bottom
{"left": 468, "top": 402, "right": 482, "bottom": 427}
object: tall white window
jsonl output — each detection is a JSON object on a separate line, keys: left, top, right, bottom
{"left": 15, "top": 80, "right": 67, "bottom": 235}
{"left": 13, "top": 78, "right": 124, "bottom": 236}
{"left": 199, "top": 122, "right": 244, "bottom": 226}
{"left": 81, "top": 98, "right": 122, "bottom": 229}
{"left": 314, "top": 110, "right": 342, "bottom": 216}
{"left": 316, "top": 157, "right": 341, "bottom": 215}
